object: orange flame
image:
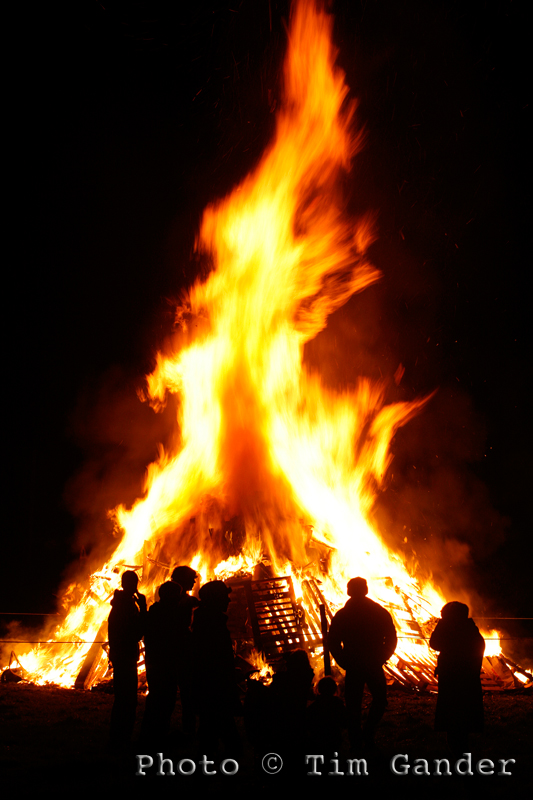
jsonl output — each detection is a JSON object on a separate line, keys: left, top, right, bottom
{"left": 6, "top": 0, "right": 505, "bottom": 687}
{"left": 116, "top": 0, "right": 429, "bottom": 579}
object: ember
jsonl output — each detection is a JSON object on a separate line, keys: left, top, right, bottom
{"left": 2, "top": 0, "right": 530, "bottom": 695}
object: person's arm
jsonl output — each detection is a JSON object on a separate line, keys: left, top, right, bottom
{"left": 328, "top": 614, "right": 347, "bottom": 669}
{"left": 429, "top": 620, "right": 444, "bottom": 652}
{"left": 135, "top": 592, "right": 147, "bottom": 639}
{"left": 383, "top": 612, "right": 398, "bottom": 661}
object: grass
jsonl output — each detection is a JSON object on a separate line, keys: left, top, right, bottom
{"left": 1, "top": 680, "right": 531, "bottom": 796}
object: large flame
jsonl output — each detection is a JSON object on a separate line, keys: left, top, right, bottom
{"left": 7, "top": 0, "right": 508, "bottom": 688}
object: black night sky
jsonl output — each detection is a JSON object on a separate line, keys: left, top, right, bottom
{"left": 3, "top": 1, "right": 530, "bottom": 662}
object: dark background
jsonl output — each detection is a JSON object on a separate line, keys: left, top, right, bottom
{"left": 3, "top": 1, "right": 530, "bottom": 659}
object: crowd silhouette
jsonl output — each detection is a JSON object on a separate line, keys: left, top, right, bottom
{"left": 107, "top": 571, "right": 486, "bottom": 767}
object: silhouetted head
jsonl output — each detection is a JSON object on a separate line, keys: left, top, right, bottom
{"left": 317, "top": 676, "right": 338, "bottom": 697}
{"left": 347, "top": 577, "right": 368, "bottom": 598}
{"left": 441, "top": 601, "right": 469, "bottom": 622}
{"left": 285, "top": 648, "right": 313, "bottom": 676}
{"left": 158, "top": 580, "right": 182, "bottom": 605}
{"left": 171, "top": 565, "right": 197, "bottom": 592}
{"left": 121, "top": 570, "right": 139, "bottom": 595}
{"left": 198, "top": 580, "right": 232, "bottom": 611}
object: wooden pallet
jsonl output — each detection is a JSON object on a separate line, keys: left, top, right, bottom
{"left": 229, "top": 575, "right": 322, "bottom": 658}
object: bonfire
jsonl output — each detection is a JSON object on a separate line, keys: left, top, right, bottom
{"left": 3, "top": 0, "right": 530, "bottom": 694}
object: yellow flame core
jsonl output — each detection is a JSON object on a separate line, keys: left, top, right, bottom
{"left": 9, "top": 0, "right": 505, "bottom": 686}
{"left": 121, "top": 0, "right": 435, "bottom": 594}
{"left": 119, "top": 0, "right": 425, "bottom": 575}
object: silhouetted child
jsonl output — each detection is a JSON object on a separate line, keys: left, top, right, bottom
{"left": 306, "top": 676, "right": 347, "bottom": 757}
{"left": 269, "top": 649, "right": 315, "bottom": 775}
{"left": 243, "top": 670, "right": 271, "bottom": 755}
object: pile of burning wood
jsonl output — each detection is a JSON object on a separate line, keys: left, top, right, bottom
{"left": 4, "top": 569, "right": 530, "bottom": 694}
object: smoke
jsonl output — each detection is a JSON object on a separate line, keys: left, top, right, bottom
{"left": 304, "top": 256, "right": 511, "bottom": 615}
{"left": 61, "top": 364, "right": 177, "bottom": 579}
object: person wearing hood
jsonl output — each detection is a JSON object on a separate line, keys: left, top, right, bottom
{"left": 108, "top": 570, "right": 146, "bottom": 745}
{"left": 430, "top": 601, "right": 485, "bottom": 756}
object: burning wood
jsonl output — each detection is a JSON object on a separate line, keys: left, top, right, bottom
{"left": 2, "top": 0, "right": 530, "bottom": 697}
{"left": 74, "top": 621, "right": 108, "bottom": 690}
{"left": 229, "top": 575, "right": 321, "bottom": 659}
{"left": 319, "top": 604, "right": 332, "bottom": 676}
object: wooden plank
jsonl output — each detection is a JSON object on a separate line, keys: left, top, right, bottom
{"left": 320, "top": 603, "right": 331, "bottom": 675}
{"left": 74, "top": 621, "right": 108, "bottom": 690}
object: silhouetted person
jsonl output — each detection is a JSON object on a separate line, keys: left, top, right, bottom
{"left": 306, "top": 676, "right": 347, "bottom": 757}
{"left": 243, "top": 671, "right": 272, "bottom": 762}
{"left": 271, "top": 648, "right": 315, "bottom": 726}
{"left": 141, "top": 580, "right": 183, "bottom": 745}
{"left": 171, "top": 565, "right": 200, "bottom": 623}
{"left": 268, "top": 649, "right": 315, "bottom": 775}
{"left": 430, "top": 601, "right": 485, "bottom": 756}
{"left": 192, "top": 580, "right": 241, "bottom": 756}
{"left": 171, "top": 565, "right": 200, "bottom": 733}
{"left": 108, "top": 570, "right": 146, "bottom": 745}
{"left": 328, "top": 577, "right": 397, "bottom": 749}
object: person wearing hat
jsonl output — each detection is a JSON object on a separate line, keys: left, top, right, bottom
{"left": 171, "top": 565, "right": 200, "bottom": 625}
{"left": 192, "top": 580, "right": 241, "bottom": 755}
{"left": 328, "top": 577, "right": 397, "bottom": 750}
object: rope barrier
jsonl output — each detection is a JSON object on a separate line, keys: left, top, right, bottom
{"left": 2, "top": 636, "right": 532, "bottom": 645}
{"left": 1, "top": 612, "right": 532, "bottom": 618}
{"left": 0, "top": 612, "right": 60, "bottom": 616}
{"left": 1, "top": 641, "right": 107, "bottom": 645}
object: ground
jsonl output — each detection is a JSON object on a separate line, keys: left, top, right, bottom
{"left": 1, "top": 681, "right": 531, "bottom": 796}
